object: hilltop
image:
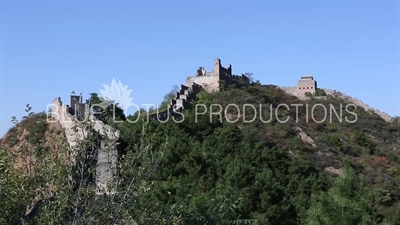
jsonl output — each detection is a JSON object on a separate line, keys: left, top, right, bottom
{"left": 1, "top": 60, "right": 400, "bottom": 224}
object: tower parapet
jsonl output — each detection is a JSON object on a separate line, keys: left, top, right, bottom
{"left": 296, "top": 75, "right": 317, "bottom": 94}
{"left": 185, "top": 58, "right": 242, "bottom": 92}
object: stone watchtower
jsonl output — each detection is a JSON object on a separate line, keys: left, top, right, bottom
{"left": 185, "top": 58, "right": 233, "bottom": 92}
{"left": 296, "top": 75, "right": 317, "bottom": 94}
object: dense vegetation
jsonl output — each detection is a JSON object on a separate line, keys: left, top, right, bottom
{"left": 1, "top": 79, "right": 400, "bottom": 224}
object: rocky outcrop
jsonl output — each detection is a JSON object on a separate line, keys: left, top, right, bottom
{"left": 294, "top": 126, "right": 317, "bottom": 148}
{"left": 324, "top": 166, "right": 342, "bottom": 175}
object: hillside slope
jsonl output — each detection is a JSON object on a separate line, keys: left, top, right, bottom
{"left": 0, "top": 112, "right": 69, "bottom": 173}
{"left": 114, "top": 83, "right": 400, "bottom": 224}
{"left": 1, "top": 82, "right": 400, "bottom": 224}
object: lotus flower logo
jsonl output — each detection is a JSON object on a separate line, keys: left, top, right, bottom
{"left": 97, "top": 78, "right": 134, "bottom": 113}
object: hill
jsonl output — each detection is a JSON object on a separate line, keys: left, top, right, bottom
{"left": 1, "top": 81, "right": 400, "bottom": 224}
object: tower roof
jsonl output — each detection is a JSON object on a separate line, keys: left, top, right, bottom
{"left": 300, "top": 75, "right": 314, "bottom": 80}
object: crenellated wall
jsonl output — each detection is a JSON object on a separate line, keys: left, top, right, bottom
{"left": 51, "top": 97, "right": 119, "bottom": 195}
{"left": 52, "top": 97, "right": 87, "bottom": 156}
{"left": 153, "top": 59, "right": 249, "bottom": 121}
{"left": 150, "top": 83, "right": 203, "bottom": 121}
{"left": 185, "top": 58, "right": 249, "bottom": 92}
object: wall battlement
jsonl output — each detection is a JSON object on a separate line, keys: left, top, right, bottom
{"left": 185, "top": 58, "right": 249, "bottom": 92}
{"left": 150, "top": 58, "right": 250, "bottom": 121}
{"left": 150, "top": 82, "right": 203, "bottom": 121}
{"left": 51, "top": 96, "right": 119, "bottom": 195}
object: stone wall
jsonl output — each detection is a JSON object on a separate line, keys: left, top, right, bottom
{"left": 52, "top": 97, "right": 87, "bottom": 156}
{"left": 96, "top": 139, "right": 118, "bottom": 195}
{"left": 185, "top": 75, "right": 220, "bottom": 92}
{"left": 322, "top": 89, "right": 393, "bottom": 123}
{"left": 280, "top": 86, "right": 307, "bottom": 100}
{"left": 51, "top": 97, "right": 119, "bottom": 195}
{"left": 185, "top": 58, "right": 231, "bottom": 92}
{"left": 185, "top": 58, "right": 249, "bottom": 93}
{"left": 150, "top": 83, "right": 203, "bottom": 121}
{"left": 157, "top": 59, "right": 251, "bottom": 121}
{"left": 186, "top": 66, "right": 393, "bottom": 124}
{"left": 278, "top": 86, "right": 394, "bottom": 123}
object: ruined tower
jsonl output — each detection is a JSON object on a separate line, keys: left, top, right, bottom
{"left": 185, "top": 58, "right": 234, "bottom": 92}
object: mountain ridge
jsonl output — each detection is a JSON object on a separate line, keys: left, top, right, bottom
{"left": 1, "top": 71, "right": 400, "bottom": 224}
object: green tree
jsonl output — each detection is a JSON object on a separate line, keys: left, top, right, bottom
{"left": 304, "top": 164, "right": 375, "bottom": 225}
{"left": 158, "top": 85, "right": 179, "bottom": 111}
{"left": 88, "top": 92, "right": 126, "bottom": 123}
{"left": 0, "top": 105, "right": 166, "bottom": 224}
{"left": 315, "top": 88, "right": 326, "bottom": 96}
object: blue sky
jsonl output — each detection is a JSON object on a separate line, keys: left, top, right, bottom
{"left": 0, "top": 0, "right": 399, "bottom": 137}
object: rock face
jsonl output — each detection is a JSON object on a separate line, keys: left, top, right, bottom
{"left": 324, "top": 166, "right": 342, "bottom": 175}
{"left": 51, "top": 97, "right": 119, "bottom": 195}
{"left": 294, "top": 126, "right": 317, "bottom": 148}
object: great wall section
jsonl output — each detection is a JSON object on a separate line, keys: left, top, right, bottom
{"left": 149, "top": 83, "right": 203, "bottom": 121}
{"left": 147, "top": 58, "right": 394, "bottom": 123}
{"left": 149, "top": 58, "right": 250, "bottom": 121}
{"left": 51, "top": 96, "right": 119, "bottom": 195}
{"left": 50, "top": 58, "right": 395, "bottom": 195}
{"left": 280, "top": 85, "right": 393, "bottom": 123}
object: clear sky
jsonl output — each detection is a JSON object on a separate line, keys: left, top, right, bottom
{"left": 0, "top": 0, "right": 399, "bottom": 137}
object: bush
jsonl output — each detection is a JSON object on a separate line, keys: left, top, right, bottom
{"left": 315, "top": 88, "right": 326, "bottom": 96}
